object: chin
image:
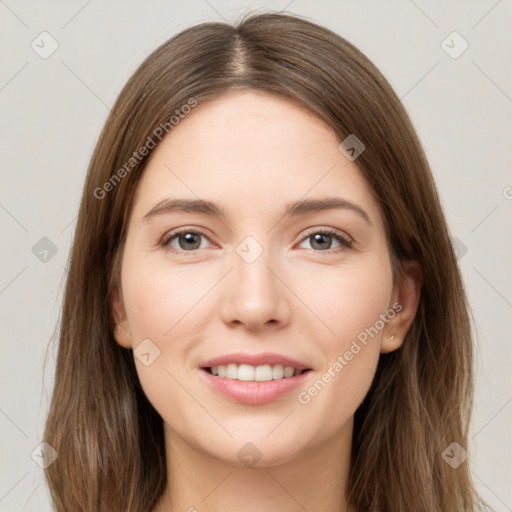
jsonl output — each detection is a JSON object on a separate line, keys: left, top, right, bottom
{"left": 206, "top": 431, "right": 311, "bottom": 469}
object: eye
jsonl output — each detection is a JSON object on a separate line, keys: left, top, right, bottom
{"left": 160, "top": 227, "right": 353, "bottom": 255}
{"left": 297, "top": 229, "right": 353, "bottom": 254}
{"left": 160, "top": 229, "right": 213, "bottom": 253}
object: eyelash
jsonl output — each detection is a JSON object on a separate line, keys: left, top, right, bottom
{"left": 160, "top": 227, "right": 353, "bottom": 256}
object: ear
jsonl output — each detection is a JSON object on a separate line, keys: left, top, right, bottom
{"left": 381, "top": 260, "right": 422, "bottom": 354}
{"left": 110, "top": 284, "right": 133, "bottom": 349}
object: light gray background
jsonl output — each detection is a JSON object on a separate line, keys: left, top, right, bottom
{"left": 1, "top": 1, "right": 511, "bottom": 510}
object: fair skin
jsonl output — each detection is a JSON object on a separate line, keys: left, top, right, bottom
{"left": 111, "top": 90, "right": 421, "bottom": 512}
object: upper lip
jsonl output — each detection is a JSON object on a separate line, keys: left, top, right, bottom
{"left": 200, "top": 352, "right": 312, "bottom": 371}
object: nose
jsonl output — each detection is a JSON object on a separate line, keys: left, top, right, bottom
{"left": 220, "top": 242, "right": 291, "bottom": 331}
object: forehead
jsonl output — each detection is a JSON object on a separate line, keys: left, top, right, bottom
{"left": 130, "top": 90, "right": 384, "bottom": 229}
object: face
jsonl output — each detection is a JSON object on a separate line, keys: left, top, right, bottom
{"left": 111, "top": 90, "right": 417, "bottom": 467}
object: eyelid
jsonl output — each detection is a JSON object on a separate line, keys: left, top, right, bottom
{"left": 299, "top": 226, "right": 353, "bottom": 244}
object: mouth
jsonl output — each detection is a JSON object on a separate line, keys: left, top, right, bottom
{"left": 199, "top": 365, "right": 313, "bottom": 405}
{"left": 198, "top": 352, "right": 313, "bottom": 404}
{"left": 202, "top": 364, "right": 312, "bottom": 381}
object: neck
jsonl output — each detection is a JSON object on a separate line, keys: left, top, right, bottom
{"left": 153, "top": 418, "right": 356, "bottom": 512}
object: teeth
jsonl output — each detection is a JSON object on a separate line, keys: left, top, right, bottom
{"left": 272, "top": 364, "right": 284, "bottom": 379}
{"left": 226, "top": 363, "right": 238, "bottom": 379}
{"left": 284, "top": 366, "right": 295, "bottom": 378}
{"left": 209, "top": 364, "right": 303, "bottom": 381}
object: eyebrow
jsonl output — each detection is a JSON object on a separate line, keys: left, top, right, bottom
{"left": 142, "top": 197, "right": 372, "bottom": 226}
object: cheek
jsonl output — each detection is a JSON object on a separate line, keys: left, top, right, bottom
{"left": 297, "top": 256, "right": 393, "bottom": 346}
{"left": 119, "top": 261, "right": 213, "bottom": 419}
{"left": 122, "top": 262, "right": 208, "bottom": 341}
{"left": 292, "top": 257, "right": 392, "bottom": 412}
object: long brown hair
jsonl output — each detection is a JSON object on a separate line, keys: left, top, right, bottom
{"left": 43, "top": 11, "right": 490, "bottom": 511}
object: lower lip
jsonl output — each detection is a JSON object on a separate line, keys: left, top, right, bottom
{"left": 199, "top": 368, "right": 312, "bottom": 405}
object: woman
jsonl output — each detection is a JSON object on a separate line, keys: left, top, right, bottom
{"left": 43, "top": 11, "right": 490, "bottom": 512}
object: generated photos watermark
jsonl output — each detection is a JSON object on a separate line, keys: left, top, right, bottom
{"left": 297, "top": 301, "right": 402, "bottom": 405}
{"left": 93, "top": 97, "right": 197, "bottom": 200}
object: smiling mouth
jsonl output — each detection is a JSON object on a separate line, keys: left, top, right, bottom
{"left": 202, "top": 364, "right": 312, "bottom": 382}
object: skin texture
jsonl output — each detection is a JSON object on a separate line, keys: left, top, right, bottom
{"left": 111, "top": 90, "right": 421, "bottom": 512}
